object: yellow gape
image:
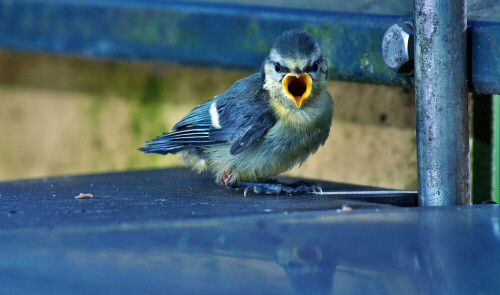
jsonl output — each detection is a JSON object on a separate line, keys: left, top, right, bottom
{"left": 282, "top": 72, "right": 312, "bottom": 108}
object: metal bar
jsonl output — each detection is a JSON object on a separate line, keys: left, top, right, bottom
{"left": 0, "top": 1, "right": 498, "bottom": 92}
{"left": 0, "top": 0, "right": 413, "bottom": 87}
{"left": 469, "top": 21, "right": 500, "bottom": 94}
{"left": 494, "top": 94, "right": 500, "bottom": 203}
{"left": 415, "top": 0, "right": 470, "bottom": 205}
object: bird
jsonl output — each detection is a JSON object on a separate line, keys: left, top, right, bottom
{"left": 139, "top": 30, "right": 333, "bottom": 195}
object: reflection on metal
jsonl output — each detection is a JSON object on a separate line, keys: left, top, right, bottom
{"left": 1, "top": 206, "right": 499, "bottom": 294}
{"left": 382, "top": 22, "right": 414, "bottom": 74}
{"left": 277, "top": 242, "right": 338, "bottom": 294}
{"left": 415, "top": 0, "right": 470, "bottom": 206}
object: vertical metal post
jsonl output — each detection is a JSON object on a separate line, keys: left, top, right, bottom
{"left": 414, "top": 0, "right": 470, "bottom": 205}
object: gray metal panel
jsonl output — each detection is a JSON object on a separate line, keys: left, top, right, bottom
{"left": 0, "top": 0, "right": 498, "bottom": 91}
{"left": 0, "top": 0, "right": 412, "bottom": 86}
{"left": 0, "top": 168, "right": 417, "bottom": 230}
{"left": 0, "top": 169, "right": 497, "bottom": 294}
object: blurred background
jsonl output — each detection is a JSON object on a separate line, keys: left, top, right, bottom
{"left": 0, "top": 50, "right": 417, "bottom": 190}
{"left": 0, "top": 0, "right": 441, "bottom": 190}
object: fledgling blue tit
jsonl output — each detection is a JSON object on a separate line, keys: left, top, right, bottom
{"left": 140, "top": 30, "right": 333, "bottom": 195}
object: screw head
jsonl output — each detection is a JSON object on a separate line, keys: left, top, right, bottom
{"left": 382, "top": 22, "right": 414, "bottom": 74}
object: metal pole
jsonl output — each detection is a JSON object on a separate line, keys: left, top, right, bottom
{"left": 414, "top": 0, "right": 470, "bottom": 205}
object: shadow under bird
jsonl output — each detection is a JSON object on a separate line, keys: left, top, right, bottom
{"left": 140, "top": 30, "right": 333, "bottom": 195}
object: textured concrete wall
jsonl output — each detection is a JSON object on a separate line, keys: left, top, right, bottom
{"left": 0, "top": 51, "right": 417, "bottom": 190}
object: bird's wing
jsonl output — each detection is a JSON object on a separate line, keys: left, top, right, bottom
{"left": 139, "top": 100, "right": 223, "bottom": 154}
{"left": 228, "top": 109, "right": 275, "bottom": 155}
{"left": 173, "top": 100, "right": 212, "bottom": 129}
{"left": 209, "top": 83, "right": 277, "bottom": 155}
{"left": 139, "top": 73, "right": 276, "bottom": 155}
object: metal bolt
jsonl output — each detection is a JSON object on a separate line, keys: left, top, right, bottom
{"left": 382, "top": 22, "right": 414, "bottom": 74}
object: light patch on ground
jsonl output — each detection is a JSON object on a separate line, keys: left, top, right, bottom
{"left": 0, "top": 51, "right": 418, "bottom": 190}
{"left": 288, "top": 121, "right": 417, "bottom": 190}
{"left": 0, "top": 86, "right": 179, "bottom": 180}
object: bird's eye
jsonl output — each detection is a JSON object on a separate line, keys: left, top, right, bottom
{"left": 313, "top": 62, "right": 319, "bottom": 72}
{"left": 275, "top": 63, "right": 281, "bottom": 72}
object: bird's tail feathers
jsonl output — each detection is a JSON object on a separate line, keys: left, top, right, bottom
{"left": 138, "top": 137, "right": 184, "bottom": 155}
{"left": 138, "top": 127, "right": 222, "bottom": 155}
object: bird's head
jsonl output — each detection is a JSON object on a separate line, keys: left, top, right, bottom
{"left": 262, "top": 30, "right": 328, "bottom": 109}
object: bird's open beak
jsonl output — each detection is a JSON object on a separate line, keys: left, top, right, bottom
{"left": 282, "top": 72, "right": 312, "bottom": 109}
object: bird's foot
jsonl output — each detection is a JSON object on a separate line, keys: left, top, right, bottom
{"left": 230, "top": 180, "right": 322, "bottom": 197}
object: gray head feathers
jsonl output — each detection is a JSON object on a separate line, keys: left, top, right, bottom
{"left": 271, "top": 30, "right": 320, "bottom": 59}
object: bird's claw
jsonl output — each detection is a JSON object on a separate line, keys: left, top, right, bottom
{"left": 243, "top": 183, "right": 285, "bottom": 197}
{"left": 234, "top": 181, "right": 322, "bottom": 196}
{"left": 290, "top": 180, "right": 323, "bottom": 194}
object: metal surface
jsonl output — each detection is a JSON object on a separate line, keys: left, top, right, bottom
{"left": 382, "top": 22, "right": 414, "bottom": 74}
{"left": 1, "top": 201, "right": 499, "bottom": 294}
{"left": 0, "top": 168, "right": 417, "bottom": 230}
{"left": 0, "top": 0, "right": 412, "bottom": 87}
{"left": 465, "top": 0, "right": 500, "bottom": 93}
{"left": 0, "top": 1, "right": 498, "bottom": 91}
{"left": 415, "top": 0, "right": 470, "bottom": 206}
{"left": 174, "top": 0, "right": 414, "bottom": 14}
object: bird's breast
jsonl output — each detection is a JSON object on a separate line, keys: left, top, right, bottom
{"left": 203, "top": 90, "right": 332, "bottom": 182}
